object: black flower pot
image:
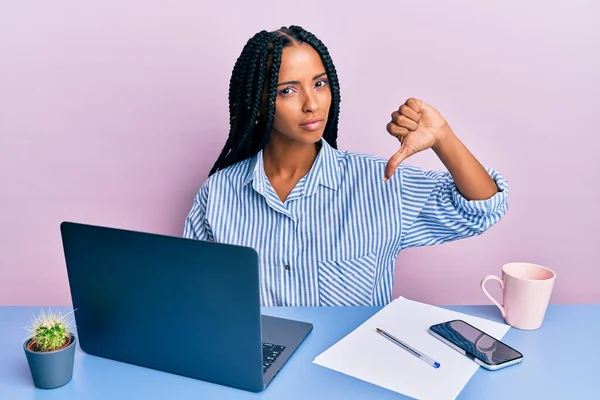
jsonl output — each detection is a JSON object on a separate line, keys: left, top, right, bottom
{"left": 23, "top": 334, "right": 76, "bottom": 389}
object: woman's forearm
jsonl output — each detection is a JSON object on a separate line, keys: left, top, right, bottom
{"left": 432, "top": 126, "right": 499, "bottom": 201}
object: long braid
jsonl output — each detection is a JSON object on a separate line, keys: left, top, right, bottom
{"left": 209, "top": 26, "right": 341, "bottom": 176}
{"left": 209, "top": 30, "right": 271, "bottom": 175}
{"left": 218, "top": 35, "right": 260, "bottom": 165}
{"left": 240, "top": 35, "right": 276, "bottom": 160}
{"left": 229, "top": 34, "right": 270, "bottom": 162}
{"left": 255, "top": 36, "right": 283, "bottom": 154}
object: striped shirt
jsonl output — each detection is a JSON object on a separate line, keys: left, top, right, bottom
{"left": 183, "top": 138, "right": 509, "bottom": 306}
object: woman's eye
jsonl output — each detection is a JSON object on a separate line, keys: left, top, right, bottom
{"left": 316, "top": 79, "right": 329, "bottom": 88}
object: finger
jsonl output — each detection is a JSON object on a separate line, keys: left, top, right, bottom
{"left": 391, "top": 111, "right": 418, "bottom": 131}
{"left": 386, "top": 121, "right": 410, "bottom": 138}
{"left": 384, "top": 147, "right": 411, "bottom": 182}
{"left": 406, "top": 98, "right": 422, "bottom": 114}
{"left": 399, "top": 104, "right": 421, "bottom": 123}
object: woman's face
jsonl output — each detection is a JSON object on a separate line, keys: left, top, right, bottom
{"left": 266, "top": 43, "right": 331, "bottom": 145}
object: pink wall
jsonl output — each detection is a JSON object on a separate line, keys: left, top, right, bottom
{"left": 1, "top": 1, "right": 598, "bottom": 306}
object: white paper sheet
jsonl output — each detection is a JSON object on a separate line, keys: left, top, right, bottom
{"left": 313, "top": 296, "right": 511, "bottom": 400}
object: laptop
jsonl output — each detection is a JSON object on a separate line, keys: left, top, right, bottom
{"left": 59, "top": 221, "right": 313, "bottom": 392}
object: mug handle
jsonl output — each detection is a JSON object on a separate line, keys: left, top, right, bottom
{"left": 480, "top": 275, "right": 506, "bottom": 318}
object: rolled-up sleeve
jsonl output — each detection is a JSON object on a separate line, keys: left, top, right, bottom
{"left": 183, "top": 182, "right": 213, "bottom": 241}
{"left": 398, "top": 164, "right": 509, "bottom": 250}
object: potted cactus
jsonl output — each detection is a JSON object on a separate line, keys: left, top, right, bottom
{"left": 23, "top": 308, "right": 77, "bottom": 389}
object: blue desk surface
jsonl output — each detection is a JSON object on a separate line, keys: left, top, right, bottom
{"left": 1, "top": 304, "right": 598, "bottom": 399}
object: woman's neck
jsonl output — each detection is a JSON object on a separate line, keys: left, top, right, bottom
{"left": 262, "top": 135, "right": 320, "bottom": 181}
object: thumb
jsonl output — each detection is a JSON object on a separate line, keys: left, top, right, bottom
{"left": 384, "top": 146, "right": 411, "bottom": 182}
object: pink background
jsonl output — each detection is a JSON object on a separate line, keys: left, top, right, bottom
{"left": 1, "top": 1, "right": 598, "bottom": 306}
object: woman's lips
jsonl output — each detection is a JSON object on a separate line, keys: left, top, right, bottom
{"left": 299, "top": 118, "right": 324, "bottom": 131}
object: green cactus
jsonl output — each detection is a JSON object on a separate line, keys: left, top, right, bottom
{"left": 26, "top": 309, "right": 74, "bottom": 352}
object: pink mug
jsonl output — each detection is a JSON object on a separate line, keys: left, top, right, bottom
{"left": 481, "top": 262, "right": 556, "bottom": 330}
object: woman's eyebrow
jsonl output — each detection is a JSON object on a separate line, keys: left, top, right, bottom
{"left": 277, "top": 72, "right": 327, "bottom": 87}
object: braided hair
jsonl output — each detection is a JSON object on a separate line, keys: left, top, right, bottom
{"left": 208, "top": 26, "right": 341, "bottom": 176}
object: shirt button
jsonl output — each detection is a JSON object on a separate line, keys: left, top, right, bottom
{"left": 285, "top": 264, "right": 291, "bottom": 270}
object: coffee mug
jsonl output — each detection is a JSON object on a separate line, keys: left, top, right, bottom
{"left": 481, "top": 262, "right": 556, "bottom": 330}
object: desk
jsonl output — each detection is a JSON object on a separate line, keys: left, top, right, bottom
{"left": 1, "top": 304, "right": 598, "bottom": 399}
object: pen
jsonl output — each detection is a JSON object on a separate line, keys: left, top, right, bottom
{"left": 376, "top": 327, "right": 440, "bottom": 369}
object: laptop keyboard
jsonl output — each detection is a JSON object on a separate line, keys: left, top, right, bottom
{"left": 262, "top": 342, "right": 286, "bottom": 373}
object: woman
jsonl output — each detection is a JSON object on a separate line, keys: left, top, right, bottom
{"left": 183, "top": 26, "right": 508, "bottom": 307}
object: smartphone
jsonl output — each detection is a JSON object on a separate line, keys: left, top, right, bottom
{"left": 428, "top": 319, "right": 523, "bottom": 370}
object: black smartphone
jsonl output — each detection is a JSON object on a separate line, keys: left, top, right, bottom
{"left": 428, "top": 319, "right": 523, "bottom": 370}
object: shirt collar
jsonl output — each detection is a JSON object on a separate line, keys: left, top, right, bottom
{"left": 242, "top": 137, "right": 340, "bottom": 194}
